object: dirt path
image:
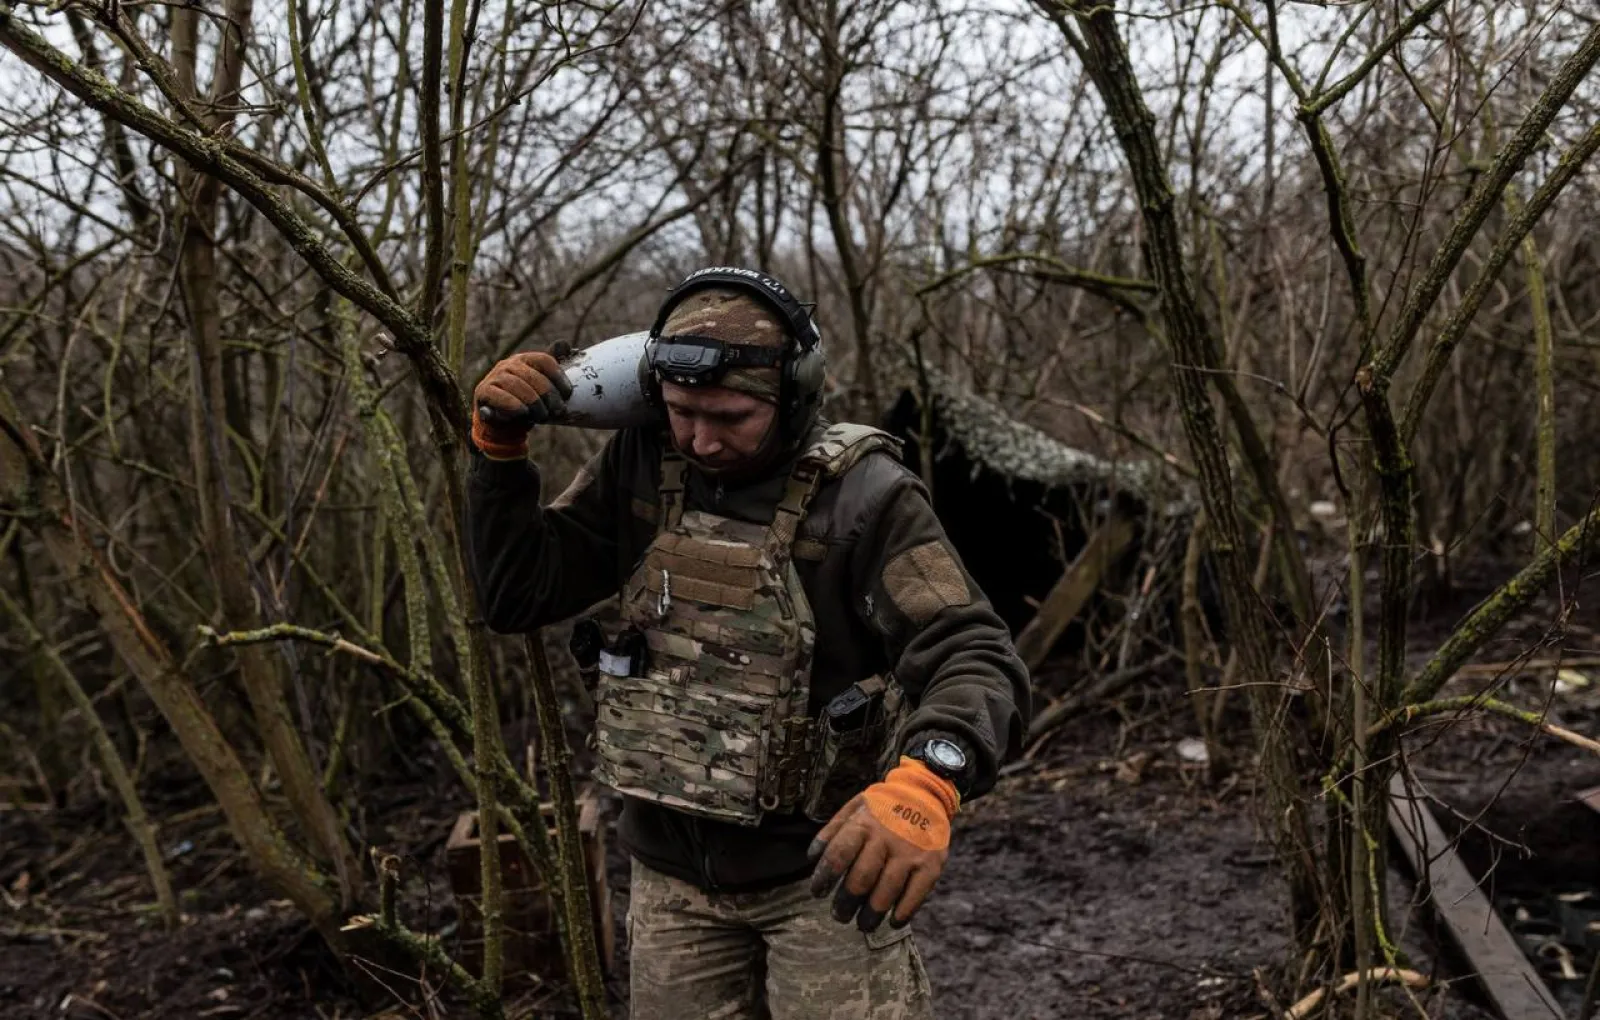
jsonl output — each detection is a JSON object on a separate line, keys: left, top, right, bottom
{"left": 10, "top": 563, "right": 1595, "bottom": 1020}
{"left": 5, "top": 682, "right": 1523, "bottom": 1019}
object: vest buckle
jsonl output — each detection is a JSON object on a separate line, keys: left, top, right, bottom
{"left": 765, "top": 715, "right": 815, "bottom": 812}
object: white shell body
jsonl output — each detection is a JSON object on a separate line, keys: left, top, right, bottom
{"left": 554, "top": 330, "right": 659, "bottom": 430}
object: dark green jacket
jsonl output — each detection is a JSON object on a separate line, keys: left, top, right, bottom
{"left": 466, "top": 421, "right": 1030, "bottom": 892}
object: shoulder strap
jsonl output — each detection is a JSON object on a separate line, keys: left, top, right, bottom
{"left": 798, "top": 423, "right": 903, "bottom": 480}
{"left": 767, "top": 462, "right": 822, "bottom": 557}
{"left": 766, "top": 423, "right": 901, "bottom": 559}
{"left": 657, "top": 451, "right": 687, "bottom": 534}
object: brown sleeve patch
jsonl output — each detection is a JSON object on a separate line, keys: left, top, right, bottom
{"left": 881, "top": 541, "right": 971, "bottom": 624}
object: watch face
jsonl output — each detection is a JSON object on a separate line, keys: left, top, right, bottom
{"left": 924, "top": 739, "right": 967, "bottom": 772}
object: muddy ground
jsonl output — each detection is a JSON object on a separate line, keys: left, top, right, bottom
{"left": 3, "top": 573, "right": 1598, "bottom": 1019}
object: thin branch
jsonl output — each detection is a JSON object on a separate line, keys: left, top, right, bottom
{"left": 107, "top": 7, "right": 398, "bottom": 297}
{"left": 1301, "top": 0, "right": 1452, "bottom": 116}
{"left": 915, "top": 251, "right": 1155, "bottom": 320}
{"left": 1, "top": 588, "right": 179, "bottom": 927}
{"left": 500, "top": 161, "right": 760, "bottom": 358}
{"left": 1374, "top": 697, "right": 1600, "bottom": 757}
{"left": 1400, "top": 116, "right": 1600, "bottom": 442}
{"left": 1405, "top": 499, "right": 1600, "bottom": 703}
{"left": 420, "top": 0, "right": 447, "bottom": 325}
{"left": 0, "top": 9, "right": 463, "bottom": 432}
{"left": 199, "top": 622, "right": 409, "bottom": 674}
{"left": 1372, "top": 19, "right": 1600, "bottom": 383}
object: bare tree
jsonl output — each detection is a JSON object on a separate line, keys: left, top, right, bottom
{"left": 4, "top": 0, "right": 1600, "bottom": 1014}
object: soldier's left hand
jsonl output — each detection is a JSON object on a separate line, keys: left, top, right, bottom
{"left": 806, "top": 757, "right": 959, "bottom": 932}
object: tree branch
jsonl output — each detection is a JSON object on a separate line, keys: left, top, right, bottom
{"left": 1372, "top": 19, "right": 1600, "bottom": 384}
{"left": 1301, "top": 0, "right": 1451, "bottom": 117}
{"left": 1374, "top": 696, "right": 1600, "bottom": 757}
{"left": 105, "top": 5, "right": 400, "bottom": 301}
{"left": 343, "top": 853, "right": 505, "bottom": 1020}
{"left": 0, "top": 7, "right": 465, "bottom": 434}
{"left": 420, "top": 0, "right": 447, "bottom": 326}
{"left": 1404, "top": 499, "right": 1600, "bottom": 704}
{"left": 1400, "top": 116, "right": 1600, "bottom": 442}
{"left": 915, "top": 251, "right": 1155, "bottom": 320}
{"left": 500, "top": 163, "right": 759, "bottom": 360}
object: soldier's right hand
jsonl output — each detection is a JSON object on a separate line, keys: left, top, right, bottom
{"left": 471, "top": 350, "right": 573, "bottom": 460}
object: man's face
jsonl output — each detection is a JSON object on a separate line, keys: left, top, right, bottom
{"left": 661, "top": 382, "right": 777, "bottom": 472}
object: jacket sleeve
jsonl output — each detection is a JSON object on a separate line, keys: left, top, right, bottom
{"left": 465, "top": 435, "right": 635, "bottom": 632}
{"left": 848, "top": 468, "right": 1031, "bottom": 800}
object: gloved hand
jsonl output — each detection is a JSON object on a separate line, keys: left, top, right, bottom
{"left": 807, "top": 757, "right": 960, "bottom": 933}
{"left": 471, "top": 349, "right": 573, "bottom": 460}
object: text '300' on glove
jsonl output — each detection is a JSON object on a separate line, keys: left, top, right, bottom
{"left": 807, "top": 757, "right": 960, "bottom": 933}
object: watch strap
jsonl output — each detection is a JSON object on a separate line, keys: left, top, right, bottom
{"left": 903, "top": 730, "right": 975, "bottom": 797}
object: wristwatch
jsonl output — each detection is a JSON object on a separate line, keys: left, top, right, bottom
{"left": 905, "top": 734, "right": 972, "bottom": 795}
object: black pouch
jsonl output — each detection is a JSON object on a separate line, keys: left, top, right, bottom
{"left": 802, "top": 675, "right": 905, "bottom": 822}
{"left": 568, "top": 618, "right": 604, "bottom": 693}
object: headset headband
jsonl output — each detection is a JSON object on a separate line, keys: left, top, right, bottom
{"left": 648, "top": 266, "right": 821, "bottom": 353}
{"left": 641, "top": 266, "right": 827, "bottom": 442}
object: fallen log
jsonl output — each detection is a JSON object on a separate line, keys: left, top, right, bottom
{"left": 1025, "top": 652, "right": 1179, "bottom": 743}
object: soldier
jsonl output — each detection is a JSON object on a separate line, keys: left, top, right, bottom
{"left": 466, "top": 266, "right": 1030, "bottom": 1018}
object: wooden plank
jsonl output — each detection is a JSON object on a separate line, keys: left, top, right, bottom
{"left": 1013, "top": 513, "right": 1136, "bottom": 672}
{"left": 1578, "top": 784, "right": 1600, "bottom": 817}
{"left": 1387, "top": 774, "right": 1566, "bottom": 1019}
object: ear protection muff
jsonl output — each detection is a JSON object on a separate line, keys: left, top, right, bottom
{"left": 638, "top": 266, "right": 827, "bottom": 441}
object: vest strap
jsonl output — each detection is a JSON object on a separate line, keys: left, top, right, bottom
{"left": 658, "top": 453, "right": 687, "bottom": 534}
{"left": 766, "top": 463, "right": 823, "bottom": 561}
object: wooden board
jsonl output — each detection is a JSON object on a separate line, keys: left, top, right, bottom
{"left": 1578, "top": 784, "right": 1600, "bottom": 817}
{"left": 1012, "top": 513, "right": 1136, "bottom": 672}
{"left": 447, "top": 787, "right": 615, "bottom": 979}
{"left": 1387, "top": 774, "right": 1566, "bottom": 1019}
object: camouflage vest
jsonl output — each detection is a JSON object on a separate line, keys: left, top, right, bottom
{"left": 593, "top": 424, "right": 902, "bottom": 826}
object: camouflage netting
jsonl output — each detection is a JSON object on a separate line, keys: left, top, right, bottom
{"left": 919, "top": 379, "right": 1189, "bottom": 513}
{"left": 869, "top": 346, "right": 1199, "bottom": 634}
{"left": 872, "top": 352, "right": 1193, "bottom": 516}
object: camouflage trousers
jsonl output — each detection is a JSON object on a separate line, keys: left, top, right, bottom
{"left": 626, "top": 858, "right": 934, "bottom": 1020}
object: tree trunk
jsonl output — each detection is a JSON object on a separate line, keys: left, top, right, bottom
{"left": 178, "top": 179, "right": 361, "bottom": 906}
{"left": 169, "top": 0, "right": 360, "bottom": 905}
{"left": 0, "top": 386, "right": 343, "bottom": 941}
{"left": 526, "top": 635, "right": 607, "bottom": 1019}
{"left": 1047, "top": 0, "right": 1322, "bottom": 950}
{"left": 815, "top": 0, "right": 879, "bottom": 415}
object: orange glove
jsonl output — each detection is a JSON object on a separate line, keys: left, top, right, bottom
{"left": 807, "top": 757, "right": 960, "bottom": 932}
{"left": 471, "top": 350, "right": 573, "bottom": 460}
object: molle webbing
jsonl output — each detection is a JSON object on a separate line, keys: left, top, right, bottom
{"left": 592, "top": 423, "right": 903, "bottom": 826}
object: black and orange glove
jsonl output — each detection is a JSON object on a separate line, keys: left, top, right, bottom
{"left": 471, "top": 350, "right": 573, "bottom": 460}
{"left": 807, "top": 757, "right": 960, "bottom": 932}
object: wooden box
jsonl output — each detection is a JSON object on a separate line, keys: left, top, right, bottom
{"left": 446, "top": 789, "right": 615, "bottom": 983}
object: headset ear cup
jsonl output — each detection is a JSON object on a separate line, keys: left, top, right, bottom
{"left": 792, "top": 347, "right": 826, "bottom": 400}
{"left": 783, "top": 347, "right": 826, "bottom": 437}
